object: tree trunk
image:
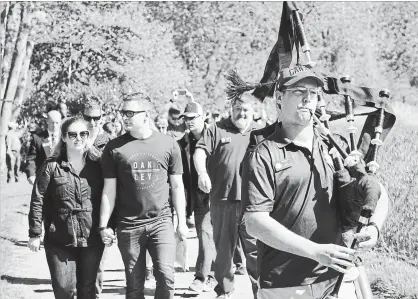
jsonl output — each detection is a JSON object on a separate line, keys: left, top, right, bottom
{"left": 0, "top": 4, "right": 32, "bottom": 173}
{"left": 0, "top": 3, "right": 20, "bottom": 101}
{"left": 0, "top": 3, "right": 10, "bottom": 75}
{"left": 11, "top": 40, "right": 33, "bottom": 121}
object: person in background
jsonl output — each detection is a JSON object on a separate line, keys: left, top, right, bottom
{"left": 167, "top": 105, "right": 187, "bottom": 141}
{"left": 26, "top": 110, "right": 62, "bottom": 185}
{"left": 28, "top": 116, "right": 105, "bottom": 299}
{"left": 103, "top": 122, "right": 116, "bottom": 139}
{"left": 194, "top": 92, "right": 261, "bottom": 299}
{"left": 178, "top": 102, "right": 217, "bottom": 293}
{"left": 155, "top": 115, "right": 169, "bottom": 135}
{"left": 113, "top": 119, "right": 124, "bottom": 137}
{"left": 81, "top": 95, "right": 113, "bottom": 299}
{"left": 57, "top": 102, "right": 70, "bottom": 119}
{"left": 6, "top": 122, "right": 22, "bottom": 183}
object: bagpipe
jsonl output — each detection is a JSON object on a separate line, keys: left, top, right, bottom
{"left": 247, "top": 2, "right": 397, "bottom": 299}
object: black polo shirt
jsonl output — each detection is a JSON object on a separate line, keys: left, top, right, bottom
{"left": 196, "top": 117, "right": 261, "bottom": 202}
{"left": 242, "top": 123, "right": 343, "bottom": 288}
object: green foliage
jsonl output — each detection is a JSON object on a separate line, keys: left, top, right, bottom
{"left": 19, "top": 2, "right": 418, "bottom": 121}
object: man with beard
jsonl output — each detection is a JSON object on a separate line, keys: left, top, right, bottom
{"left": 242, "top": 65, "right": 389, "bottom": 299}
{"left": 177, "top": 102, "right": 217, "bottom": 293}
{"left": 99, "top": 93, "right": 188, "bottom": 299}
{"left": 194, "top": 94, "right": 261, "bottom": 299}
{"left": 26, "top": 110, "right": 62, "bottom": 185}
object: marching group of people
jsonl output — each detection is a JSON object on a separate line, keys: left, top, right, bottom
{"left": 15, "top": 64, "right": 390, "bottom": 299}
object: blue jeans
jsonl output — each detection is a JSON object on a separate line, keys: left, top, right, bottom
{"left": 194, "top": 191, "right": 215, "bottom": 280}
{"left": 211, "top": 201, "right": 258, "bottom": 298}
{"left": 117, "top": 217, "right": 176, "bottom": 299}
{"left": 45, "top": 242, "right": 105, "bottom": 299}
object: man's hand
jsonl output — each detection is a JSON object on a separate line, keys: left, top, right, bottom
{"left": 28, "top": 176, "right": 36, "bottom": 185}
{"left": 176, "top": 222, "right": 189, "bottom": 241}
{"left": 311, "top": 243, "right": 357, "bottom": 274}
{"left": 100, "top": 228, "right": 116, "bottom": 247}
{"left": 354, "top": 225, "right": 379, "bottom": 251}
{"left": 198, "top": 172, "right": 211, "bottom": 193}
{"left": 28, "top": 237, "right": 41, "bottom": 252}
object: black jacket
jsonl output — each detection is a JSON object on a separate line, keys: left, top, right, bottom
{"left": 28, "top": 156, "right": 103, "bottom": 247}
{"left": 26, "top": 130, "right": 53, "bottom": 178}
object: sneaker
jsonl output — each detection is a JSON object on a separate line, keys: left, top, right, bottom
{"left": 189, "top": 277, "right": 205, "bottom": 292}
{"left": 145, "top": 268, "right": 155, "bottom": 281}
{"left": 203, "top": 275, "right": 217, "bottom": 292}
{"left": 234, "top": 265, "right": 247, "bottom": 275}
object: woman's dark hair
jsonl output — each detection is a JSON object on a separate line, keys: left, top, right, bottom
{"left": 51, "top": 116, "right": 101, "bottom": 162}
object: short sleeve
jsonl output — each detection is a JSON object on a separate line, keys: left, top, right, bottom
{"left": 242, "top": 148, "right": 276, "bottom": 213}
{"left": 195, "top": 125, "right": 218, "bottom": 156}
{"left": 169, "top": 140, "right": 183, "bottom": 175}
{"left": 101, "top": 143, "right": 117, "bottom": 178}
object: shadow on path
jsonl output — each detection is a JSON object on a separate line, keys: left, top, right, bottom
{"left": 1, "top": 275, "right": 51, "bottom": 285}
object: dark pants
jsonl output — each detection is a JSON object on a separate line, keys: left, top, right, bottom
{"left": 6, "top": 150, "right": 20, "bottom": 182}
{"left": 194, "top": 191, "right": 215, "bottom": 280}
{"left": 210, "top": 201, "right": 258, "bottom": 298}
{"left": 95, "top": 247, "right": 108, "bottom": 298}
{"left": 233, "top": 238, "right": 246, "bottom": 269}
{"left": 117, "top": 217, "right": 176, "bottom": 299}
{"left": 45, "top": 242, "right": 105, "bottom": 299}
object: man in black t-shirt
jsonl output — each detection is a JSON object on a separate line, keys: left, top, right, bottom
{"left": 194, "top": 93, "right": 261, "bottom": 299}
{"left": 99, "top": 93, "right": 188, "bottom": 299}
{"left": 242, "top": 65, "right": 389, "bottom": 299}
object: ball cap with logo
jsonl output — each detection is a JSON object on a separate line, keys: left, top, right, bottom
{"left": 277, "top": 65, "right": 324, "bottom": 91}
{"left": 180, "top": 102, "right": 203, "bottom": 118}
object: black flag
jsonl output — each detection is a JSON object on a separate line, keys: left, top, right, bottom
{"left": 252, "top": 1, "right": 300, "bottom": 101}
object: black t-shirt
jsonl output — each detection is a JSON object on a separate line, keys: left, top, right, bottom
{"left": 101, "top": 132, "right": 183, "bottom": 227}
{"left": 196, "top": 117, "right": 261, "bottom": 202}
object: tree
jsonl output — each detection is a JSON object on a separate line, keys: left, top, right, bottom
{"left": 0, "top": 3, "right": 33, "bottom": 172}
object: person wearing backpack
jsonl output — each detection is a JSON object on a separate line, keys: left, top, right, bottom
{"left": 242, "top": 65, "right": 389, "bottom": 299}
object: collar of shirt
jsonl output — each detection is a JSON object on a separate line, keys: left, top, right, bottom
{"left": 273, "top": 122, "right": 322, "bottom": 152}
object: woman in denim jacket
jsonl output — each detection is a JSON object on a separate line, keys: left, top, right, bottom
{"left": 28, "top": 116, "right": 109, "bottom": 299}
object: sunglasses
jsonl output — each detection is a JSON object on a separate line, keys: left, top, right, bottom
{"left": 67, "top": 131, "right": 90, "bottom": 140}
{"left": 120, "top": 110, "right": 146, "bottom": 118}
{"left": 83, "top": 114, "right": 102, "bottom": 122}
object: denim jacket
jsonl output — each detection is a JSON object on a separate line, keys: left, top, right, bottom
{"left": 28, "top": 156, "right": 103, "bottom": 247}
